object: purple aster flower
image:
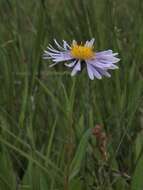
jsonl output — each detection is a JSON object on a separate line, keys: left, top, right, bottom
{"left": 43, "top": 39, "right": 120, "bottom": 80}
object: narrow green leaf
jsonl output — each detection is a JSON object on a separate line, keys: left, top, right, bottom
{"left": 69, "top": 129, "right": 91, "bottom": 180}
{"left": 131, "top": 153, "right": 143, "bottom": 190}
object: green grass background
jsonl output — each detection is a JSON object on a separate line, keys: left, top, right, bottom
{"left": 0, "top": 0, "right": 143, "bottom": 189}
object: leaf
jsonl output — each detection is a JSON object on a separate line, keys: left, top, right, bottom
{"left": 69, "top": 129, "right": 91, "bottom": 180}
{"left": 131, "top": 153, "right": 143, "bottom": 190}
{"left": 0, "top": 149, "right": 16, "bottom": 190}
{"left": 76, "top": 114, "right": 84, "bottom": 139}
{"left": 69, "top": 177, "right": 83, "bottom": 190}
{"left": 135, "top": 132, "right": 143, "bottom": 161}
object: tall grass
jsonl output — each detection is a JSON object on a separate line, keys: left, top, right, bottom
{"left": 0, "top": 0, "right": 143, "bottom": 189}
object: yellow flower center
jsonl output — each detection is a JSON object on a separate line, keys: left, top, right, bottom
{"left": 71, "top": 45, "right": 94, "bottom": 60}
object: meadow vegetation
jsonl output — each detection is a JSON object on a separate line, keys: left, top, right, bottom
{"left": 0, "top": 0, "right": 143, "bottom": 189}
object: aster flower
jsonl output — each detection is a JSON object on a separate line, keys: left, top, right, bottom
{"left": 43, "top": 39, "right": 120, "bottom": 80}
